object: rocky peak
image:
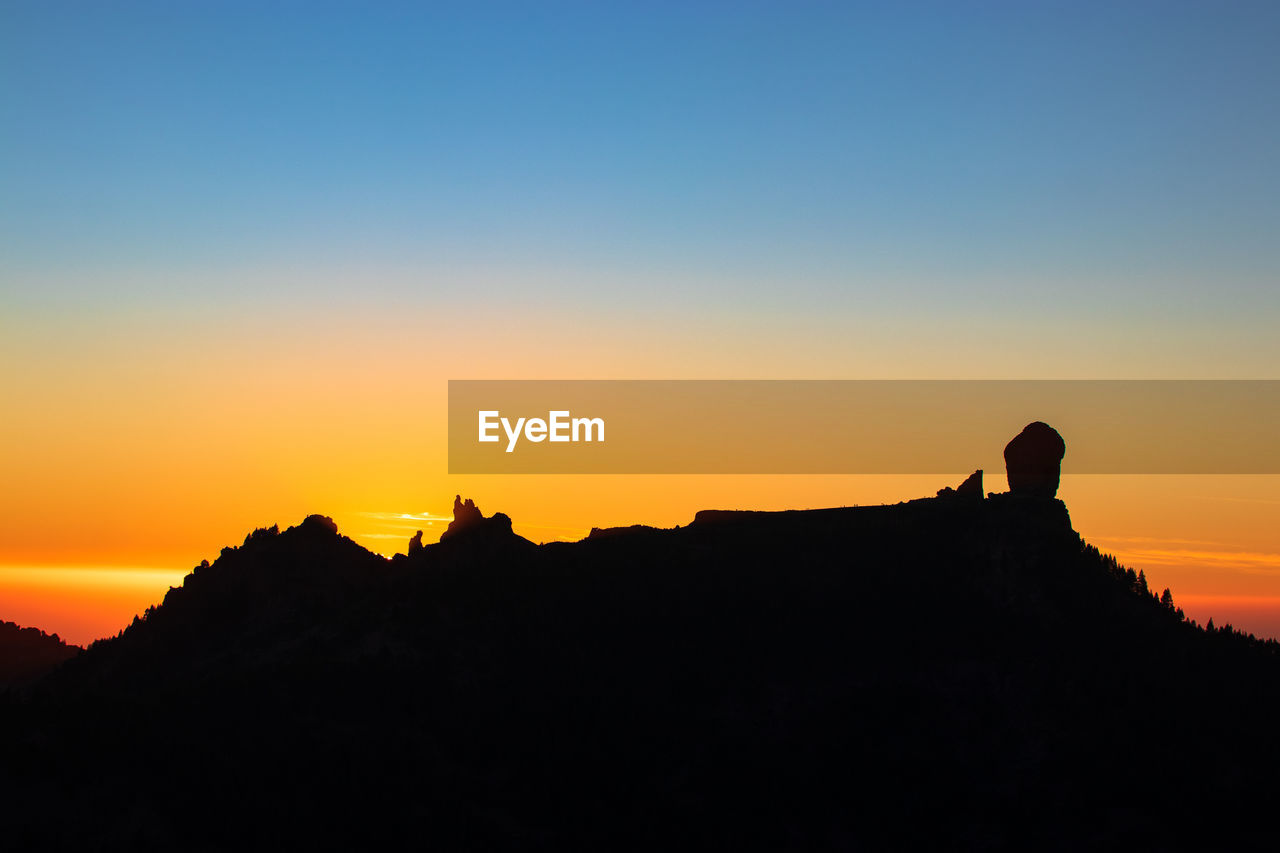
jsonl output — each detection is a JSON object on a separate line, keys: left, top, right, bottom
{"left": 937, "top": 469, "right": 984, "bottom": 500}
{"left": 440, "top": 495, "right": 515, "bottom": 541}
{"left": 1004, "top": 422, "right": 1066, "bottom": 498}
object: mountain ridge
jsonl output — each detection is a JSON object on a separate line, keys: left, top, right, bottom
{"left": 4, "top": 476, "right": 1280, "bottom": 849}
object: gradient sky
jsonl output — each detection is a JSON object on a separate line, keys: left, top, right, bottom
{"left": 3, "top": 1, "right": 1279, "bottom": 645}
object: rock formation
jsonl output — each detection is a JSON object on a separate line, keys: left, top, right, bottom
{"left": 956, "top": 469, "right": 983, "bottom": 498}
{"left": 938, "top": 470, "right": 984, "bottom": 500}
{"left": 449, "top": 495, "right": 482, "bottom": 531}
{"left": 1004, "top": 422, "right": 1066, "bottom": 498}
{"left": 440, "top": 495, "right": 515, "bottom": 541}
{"left": 301, "top": 514, "right": 339, "bottom": 535}
{"left": 408, "top": 530, "right": 424, "bottom": 555}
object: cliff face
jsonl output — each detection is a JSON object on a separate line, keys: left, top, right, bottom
{"left": 6, "top": 493, "right": 1279, "bottom": 850}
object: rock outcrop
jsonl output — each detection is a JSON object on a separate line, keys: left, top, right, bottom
{"left": 301, "top": 514, "right": 339, "bottom": 535}
{"left": 440, "top": 495, "right": 515, "bottom": 541}
{"left": 937, "top": 469, "right": 983, "bottom": 500}
{"left": 448, "top": 495, "right": 483, "bottom": 533}
{"left": 1004, "top": 422, "right": 1066, "bottom": 498}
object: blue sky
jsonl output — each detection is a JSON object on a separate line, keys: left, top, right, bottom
{"left": 6, "top": 2, "right": 1280, "bottom": 645}
{"left": 2, "top": 1, "right": 1278, "bottom": 340}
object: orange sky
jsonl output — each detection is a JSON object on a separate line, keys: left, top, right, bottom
{"left": 4, "top": 4, "right": 1279, "bottom": 651}
{"left": 3, "top": 299, "right": 1278, "bottom": 646}
{"left": 3, "top": 471, "right": 1278, "bottom": 647}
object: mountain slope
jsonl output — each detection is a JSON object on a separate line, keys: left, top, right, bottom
{"left": 5, "top": 491, "right": 1279, "bottom": 850}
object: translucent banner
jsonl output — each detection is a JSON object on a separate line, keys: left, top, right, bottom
{"left": 447, "top": 380, "right": 1280, "bottom": 474}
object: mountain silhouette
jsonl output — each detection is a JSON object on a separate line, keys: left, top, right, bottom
{"left": 3, "top": 426, "right": 1280, "bottom": 850}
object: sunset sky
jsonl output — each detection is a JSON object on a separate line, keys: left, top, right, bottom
{"left": 3, "top": 1, "right": 1279, "bottom": 645}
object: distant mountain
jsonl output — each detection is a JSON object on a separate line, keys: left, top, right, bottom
{"left": 4, "top": 484, "right": 1279, "bottom": 850}
{"left": 0, "top": 620, "right": 79, "bottom": 687}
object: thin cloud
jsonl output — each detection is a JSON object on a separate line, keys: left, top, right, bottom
{"left": 1105, "top": 547, "right": 1280, "bottom": 575}
{"left": 357, "top": 511, "right": 452, "bottom": 523}
{"left": 1092, "top": 534, "right": 1229, "bottom": 548}
{"left": 1194, "top": 496, "right": 1280, "bottom": 506}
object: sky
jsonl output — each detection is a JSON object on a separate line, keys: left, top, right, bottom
{"left": 2, "top": 1, "right": 1279, "bottom": 645}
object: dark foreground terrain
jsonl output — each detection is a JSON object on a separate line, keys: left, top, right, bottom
{"left": 3, "top": 489, "right": 1278, "bottom": 851}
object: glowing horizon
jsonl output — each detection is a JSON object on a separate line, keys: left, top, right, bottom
{"left": 5, "top": 472, "right": 1280, "bottom": 647}
{"left": 4, "top": 4, "right": 1279, "bottom": 647}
